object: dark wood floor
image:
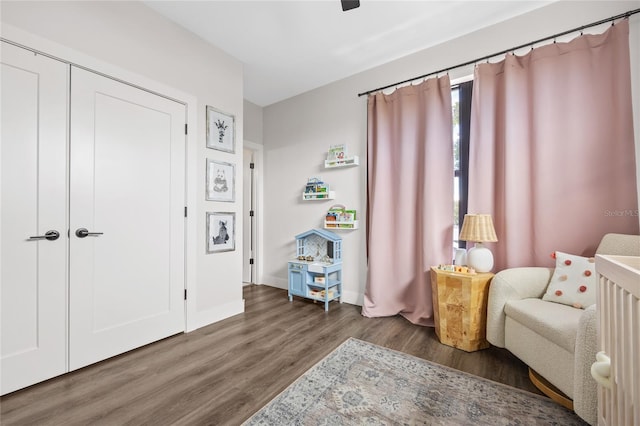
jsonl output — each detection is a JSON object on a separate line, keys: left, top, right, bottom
{"left": 1, "top": 285, "right": 541, "bottom": 425}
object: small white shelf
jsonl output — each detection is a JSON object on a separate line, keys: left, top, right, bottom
{"left": 302, "top": 191, "right": 335, "bottom": 201}
{"left": 324, "top": 220, "right": 359, "bottom": 230}
{"left": 324, "top": 155, "right": 360, "bottom": 168}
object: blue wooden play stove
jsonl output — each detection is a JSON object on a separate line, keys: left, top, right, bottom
{"left": 288, "top": 229, "right": 342, "bottom": 311}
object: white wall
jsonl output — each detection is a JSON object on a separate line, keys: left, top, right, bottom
{"left": 261, "top": 1, "right": 640, "bottom": 305}
{"left": 0, "top": 1, "right": 246, "bottom": 330}
{"left": 243, "top": 100, "right": 264, "bottom": 145}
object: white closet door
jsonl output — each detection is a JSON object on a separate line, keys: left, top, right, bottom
{"left": 1, "top": 43, "right": 68, "bottom": 395}
{"left": 69, "top": 67, "right": 185, "bottom": 370}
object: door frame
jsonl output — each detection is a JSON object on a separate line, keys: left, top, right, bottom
{"left": 1, "top": 25, "right": 199, "bottom": 332}
{"left": 243, "top": 140, "right": 264, "bottom": 285}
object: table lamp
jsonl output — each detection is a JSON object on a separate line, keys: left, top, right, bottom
{"left": 459, "top": 214, "right": 498, "bottom": 272}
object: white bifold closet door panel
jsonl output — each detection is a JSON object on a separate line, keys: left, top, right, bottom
{"left": 69, "top": 67, "right": 186, "bottom": 370}
{"left": 1, "top": 44, "right": 69, "bottom": 395}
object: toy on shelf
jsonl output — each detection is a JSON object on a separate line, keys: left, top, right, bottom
{"left": 303, "top": 177, "right": 335, "bottom": 200}
{"left": 324, "top": 204, "right": 358, "bottom": 229}
{"left": 327, "top": 144, "right": 347, "bottom": 162}
{"left": 325, "top": 144, "right": 359, "bottom": 168}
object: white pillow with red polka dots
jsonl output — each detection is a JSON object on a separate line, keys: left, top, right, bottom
{"left": 542, "top": 251, "right": 596, "bottom": 309}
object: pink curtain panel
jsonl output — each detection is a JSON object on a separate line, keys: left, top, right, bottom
{"left": 364, "top": 76, "right": 454, "bottom": 326}
{"left": 468, "top": 20, "right": 638, "bottom": 271}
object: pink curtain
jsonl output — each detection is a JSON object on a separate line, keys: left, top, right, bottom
{"left": 363, "top": 76, "right": 453, "bottom": 326}
{"left": 469, "top": 20, "right": 639, "bottom": 271}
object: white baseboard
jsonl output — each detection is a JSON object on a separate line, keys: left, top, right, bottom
{"left": 265, "top": 276, "right": 288, "bottom": 289}
{"left": 188, "top": 299, "right": 245, "bottom": 332}
{"left": 341, "top": 290, "right": 364, "bottom": 306}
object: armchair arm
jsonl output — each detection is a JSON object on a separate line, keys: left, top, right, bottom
{"left": 574, "top": 304, "right": 597, "bottom": 426}
{"left": 486, "top": 267, "right": 554, "bottom": 347}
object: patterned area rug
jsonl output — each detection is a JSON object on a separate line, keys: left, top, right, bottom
{"left": 243, "top": 338, "right": 587, "bottom": 425}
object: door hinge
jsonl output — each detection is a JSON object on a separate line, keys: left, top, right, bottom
{"left": 184, "top": 206, "right": 188, "bottom": 217}
{"left": 249, "top": 258, "right": 254, "bottom": 265}
{"left": 249, "top": 210, "right": 254, "bottom": 217}
{"left": 184, "top": 289, "right": 187, "bottom": 300}
{"left": 250, "top": 162, "right": 255, "bottom": 169}
{"left": 185, "top": 123, "right": 188, "bottom": 135}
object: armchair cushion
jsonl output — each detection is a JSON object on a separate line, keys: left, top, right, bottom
{"left": 486, "top": 267, "right": 553, "bottom": 348}
{"left": 504, "top": 298, "right": 582, "bottom": 353}
{"left": 542, "top": 251, "right": 597, "bottom": 309}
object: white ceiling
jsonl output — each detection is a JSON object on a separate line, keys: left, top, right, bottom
{"left": 144, "top": 1, "right": 551, "bottom": 106}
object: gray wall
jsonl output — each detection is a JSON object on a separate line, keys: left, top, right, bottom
{"left": 259, "top": 1, "right": 640, "bottom": 304}
{"left": 1, "top": 0, "right": 246, "bottom": 329}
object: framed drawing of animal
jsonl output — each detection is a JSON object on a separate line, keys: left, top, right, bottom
{"left": 206, "top": 159, "right": 235, "bottom": 202}
{"left": 206, "top": 211, "right": 236, "bottom": 253}
{"left": 206, "top": 106, "right": 235, "bottom": 153}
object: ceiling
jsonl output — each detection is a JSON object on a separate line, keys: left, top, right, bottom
{"left": 144, "top": 1, "right": 551, "bottom": 106}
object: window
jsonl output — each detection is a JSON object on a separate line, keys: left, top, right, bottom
{"left": 452, "top": 87, "right": 461, "bottom": 247}
{"left": 452, "top": 81, "right": 472, "bottom": 249}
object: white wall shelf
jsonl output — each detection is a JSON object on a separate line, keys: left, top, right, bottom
{"left": 324, "top": 155, "right": 359, "bottom": 168}
{"left": 324, "top": 220, "right": 359, "bottom": 230}
{"left": 302, "top": 191, "right": 335, "bottom": 201}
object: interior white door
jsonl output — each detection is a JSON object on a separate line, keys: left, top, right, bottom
{"left": 242, "top": 147, "right": 253, "bottom": 284}
{"left": 69, "top": 67, "right": 186, "bottom": 370}
{"left": 1, "top": 43, "right": 68, "bottom": 394}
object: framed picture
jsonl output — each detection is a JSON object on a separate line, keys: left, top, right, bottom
{"left": 206, "top": 212, "right": 235, "bottom": 253}
{"left": 206, "top": 159, "right": 235, "bottom": 202}
{"left": 206, "top": 106, "right": 235, "bottom": 153}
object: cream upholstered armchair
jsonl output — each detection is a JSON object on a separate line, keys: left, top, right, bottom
{"left": 486, "top": 233, "right": 640, "bottom": 426}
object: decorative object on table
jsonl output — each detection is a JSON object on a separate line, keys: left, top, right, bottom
{"left": 242, "top": 338, "right": 587, "bottom": 426}
{"left": 431, "top": 266, "right": 493, "bottom": 352}
{"left": 454, "top": 247, "right": 467, "bottom": 266}
{"left": 435, "top": 264, "right": 476, "bottom": 274}
{"left": 458, "top": 213, "right": 498, "bottom": 272}
{"left": 206, "top": 159, "right": 235, "bottom": 202}
{"left": 324, "top": 204, "right": 358, "bottom": 229}
{"left": 206, "top": 105, "right": 235, "bottom": 153}
{"left": 288, "top": 229, "right": 342, "bottom": 311}
{"left": 206, "top": 211, "right": 235, "bottom": 253}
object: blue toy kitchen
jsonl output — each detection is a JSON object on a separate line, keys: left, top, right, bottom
{"left": 288, "top": 228, "right": 342, "bottom": 311}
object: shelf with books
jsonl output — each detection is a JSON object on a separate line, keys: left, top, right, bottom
{"left": 302, "top": 191, "right": 336, "bottom": 201}
{"left": 324, "top": 155, "right": 359, "bottom": 168}
{"left": 324, "top": 219, "right": 359, "bottom": 230}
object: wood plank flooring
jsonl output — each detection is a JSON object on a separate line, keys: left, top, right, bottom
{"left": 0, "top": 285, "right": 541, "bottom": 425}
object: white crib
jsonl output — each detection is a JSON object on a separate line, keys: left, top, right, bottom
{"left": 593, "top": 254, "right": 640, "bottom": 426}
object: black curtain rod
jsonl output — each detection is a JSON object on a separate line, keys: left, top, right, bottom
{"left": 358, "top": 7, "right": 640, "bottom": 97}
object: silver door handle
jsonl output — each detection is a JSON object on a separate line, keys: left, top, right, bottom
{"left": 75, "top": 228, "right": 103, "bottom": 238}
{"left": 28, "top": 230, "right": 60, "bottom": 241}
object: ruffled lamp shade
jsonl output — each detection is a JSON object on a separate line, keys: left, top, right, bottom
{"left": 459, "top": 214, "right": 498, "bottom": 272}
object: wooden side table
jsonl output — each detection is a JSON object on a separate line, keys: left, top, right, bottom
{"left": 430, "top": 266, "right": 494, "bottom": 352}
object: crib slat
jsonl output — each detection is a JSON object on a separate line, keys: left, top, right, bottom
{"left": 595, "top": 255, "right": 640, "bottom": 426}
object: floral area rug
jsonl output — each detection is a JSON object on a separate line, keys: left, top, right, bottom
{"left": 243, "top": 338, "right": 587, "bottom": 425}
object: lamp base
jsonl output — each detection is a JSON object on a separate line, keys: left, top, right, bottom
{"left": 467, "top": 243, "right": 494, "bottom": 272}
